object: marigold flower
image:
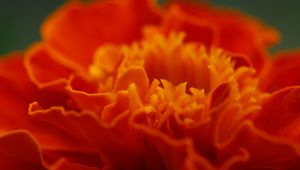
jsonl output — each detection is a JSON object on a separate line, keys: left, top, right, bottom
{"left": 1, "top": 0, "right": 300, "bottom": 170}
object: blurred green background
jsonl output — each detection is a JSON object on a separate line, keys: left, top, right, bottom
{"left": 0, "top": 0, "right": 299, "bottom": 56}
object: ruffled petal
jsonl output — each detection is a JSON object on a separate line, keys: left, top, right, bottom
{"left": 261, "top": 50, "right": 300, "bottom": 92}
{"left": 0, "top": 130, "right": 45, "bottom": 170}
{"left": 161, "top": 4, "right": 219, "bottom": 47}
{"left": 0, "top": 54, "right": 78, "bottom": 155}
{"left": 66, "top": 75, "right": 113, "bottom": 113}
{"left": 131, "top": 112, "right": 214, "bottom": 170}
{"left": 254, "top": 86, "right": 300, "bottom": 142}
{"left": 0, "top": 54, "right": 47, "bottom": 131}
{"left": 218, "top": 122, "right": 300, "bottom": 169}
{"left": 42, "top": 0, "right": 160, "bottom": 73}
{"left": 25, "top": 43, "right": 72, "bottom": 88}
{"left": 115, "top": 67, "right": 149, "bottom": 98}
{"left": 163, "top": 1, "right": 279, "bottom": 71}
{"left": 29, "top": 102, "right": 144, "bottom": 170}
{"left": 28, "top": 102, "right": 97, "bottom": 153}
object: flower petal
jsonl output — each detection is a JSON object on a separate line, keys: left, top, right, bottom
{"left": 166, "top": 2, "right": 279, "bottom": 71}
{"left": 30, "top": 102, "right": 144, "bottom": 170}
{"left": 131, "top": 112, "right": 214, "bottom": 170}
{"left": 50, "top": 158, "right": 100, "bottom": 170}
{"left": 115, "top": 67, "right": 149, "bottom": 98}
{"left": 0, "top": 130, "right": 45, "bottom": 170}
{"left": 209, "top": 82, "right": 231, "bottom": 109}
{"left": 254, "top": 86, "right": 300, "bottom": 142}
{"left": 66, "top": 76, "right": 113, "bottom": 113}
{"left": 0, "top": 54, "right": 77, "bottom": 154}
{"left": 219, "top": 122, "right": 300, "bottom": 169}
{"left": 162, "top": 4, "right": 219, "bottom": 47}
{"left": 28, "top": 102, "right": 97, "bottom": 153}
{"left": 261, "top": 50, "right": 300, "bottom": 92}
{"left": 42, "top": 0, "right": 160, "bottom": 73}
{"left": 25, "top": 43, "right": 72, "bottom": 88}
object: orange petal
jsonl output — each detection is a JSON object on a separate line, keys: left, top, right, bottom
{"left": 115, "top": 67, "right": 149, "bottom": 98}
{"left": 209, "top": 82, "right": 231, "bottom": 109}
{"left": 229, "top": 53, "right": 252, "bottom": 70}
{"left": 42, "top": 0, "right": 160, "bottom": 73}
{"left": 261, "top": 50, "right": 300, "bottom": 92}
{"left": 101, "top": 91, "right": 129, "bottom": 123}
{"left": 219, "top": 122, "right": 300, "bottom": 169}
{"left": 25, "top": 43, "right": 72, "bottom": 88}
{"left": 0, "top": 54, "right": 44, "bottom": 131}
{"left": 89, "top": 44, "right": 124, "bottom": 78}
{"left": 66, "top": 76, "right": 113, "bottom": 113}
{"left": 0, "top": 130, "right": 45, "bottom": 170}
{"left": 29, "top": 102, "right": 97, "bottom": 153}
{"left": 208, "top": 82, "right": 248, "bottom": 145}
{"left": 162, "top": 4, "right": 219, "bottom": 47}
{"left": 165, "top": 83, "right": 244, "bottom": 162}
{"left": 131, "top": 113, "right": 214, "bottom": 170}
{"left": 0, "top": 54, "right": 76, "bottom": 154}
{"left": 50, "top": 158, "right": 100, "bottom": 170}
{"left": 30, "top": 102, "right": 145, "bottom": 170}
{"left": 166, "top": 2, "right": 279, "bottom": 71}
{"left": 254, "top": 86, "right": 300, "bottom": 142}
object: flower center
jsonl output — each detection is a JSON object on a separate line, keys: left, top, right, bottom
{"left": 88, "top": 28, "right": 266, "bottom": 128}
{"left": 89, "top": 28, "right": 241, "bottom": 93}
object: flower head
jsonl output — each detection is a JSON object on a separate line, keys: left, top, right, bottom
{"left": 1, "top": 0, "right": 300, "bottom": 170}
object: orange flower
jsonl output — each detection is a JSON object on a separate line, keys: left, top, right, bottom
{"left": 1, "top": 0, "right": 300, "bottom": 169}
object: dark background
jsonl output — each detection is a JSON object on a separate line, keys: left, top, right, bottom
{"left": 0, "top": 0, "right": 299, "bottom": 56}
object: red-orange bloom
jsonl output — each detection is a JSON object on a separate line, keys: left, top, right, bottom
{"left": 1, "top": 0, "right": 300, "bottom": 170}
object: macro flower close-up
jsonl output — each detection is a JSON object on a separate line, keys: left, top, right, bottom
{"left": 1, "top": 0, "right": 300, "bottom": 169}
